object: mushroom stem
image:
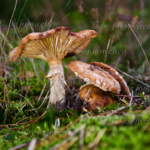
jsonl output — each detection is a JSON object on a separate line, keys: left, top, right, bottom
{"left": 47, "top": 61, "right": 66, "bottom": 110}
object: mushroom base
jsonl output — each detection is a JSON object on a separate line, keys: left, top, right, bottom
{"left": 47, "top": 63, "right": 66, "bottom": 110}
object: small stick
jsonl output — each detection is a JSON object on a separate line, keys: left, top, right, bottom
{"left": 113, "top": 66, "right": 150, "bottom": 88}
{"left": 19, "top": 111, "right": 47, "bottom": 131}
{"left": 129, "top": 90, "right": 134, "bottom": 107}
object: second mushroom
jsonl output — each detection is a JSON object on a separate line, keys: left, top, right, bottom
{"left": 68, "top": 60, "right": 131, "bottom": 111}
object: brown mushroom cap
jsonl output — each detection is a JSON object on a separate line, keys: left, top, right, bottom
{"left": 68, "top": 60, "right": 121, "bottom": 94}
{"left": 79, "top": 84, "right": 113, "bottom": 111}
{"left": 9, "top": 27, "right": 98, "bottom": 62}
{"left": 89, "top": 62, "right": 131, "bottom": 96}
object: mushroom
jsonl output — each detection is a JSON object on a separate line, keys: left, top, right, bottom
{"left": 8, "top": 27, "right": 98, "bottom": 110}
{"left": 68, "top": 60, "right": 131, "bottom": 111}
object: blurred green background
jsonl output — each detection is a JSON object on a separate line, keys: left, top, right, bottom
{"left": 1, "top": 0, "right": 150, "bottom": 70}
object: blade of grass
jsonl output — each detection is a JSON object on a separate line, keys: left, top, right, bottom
{"left": 63, "top": 0, "right": 72, "bottom": 12}
{"left": 2, "top": 0, "right": 18, "bottom": 55}
{"left": 128, "top": 23, "right": 150, "bottom": 69}
{"left": 12, "top": 21, "right": 20, "bottom": 41}
{"left": 104, "top": 38, "right": 111, "bottom": 63}
{"left": 47, "top": 13, "right": 55, "bottom": 30}
{"left": 37, "top": 83, "right": 47, "bottom": 104}
{"left": 17, "top": 0, "right": 28, "bottom": 25}
{"left": 88, "top": 129, "right": 106, "bottom": 149}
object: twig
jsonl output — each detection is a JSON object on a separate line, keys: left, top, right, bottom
{"left": 19, "top": 111, "right": 47, "bottom": 131}
{"left": 113, "top": 66, "right": 150, "bottom": 88}
{"left": 129, "top": 90, "right": 134, "bottom": 107}
{"left": 0, "top": 118, "right": 33, "bottom": 128}
{"left": 0, "top": 99, "right": 30, "bottom": 105}
{"left": 119, "top": 98, "right": 129, "bottom": 107}
{"left": 27, "top": 138, "right": 37, "bottom": 150}
{"left": 9, "top": 142, "right": 30, "bottom": 150}
{"left": 116, "top": 94, "right": 141, "bottom": 98}
{"left": 102, "top": 106, "right": 127, "bottom": 125}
